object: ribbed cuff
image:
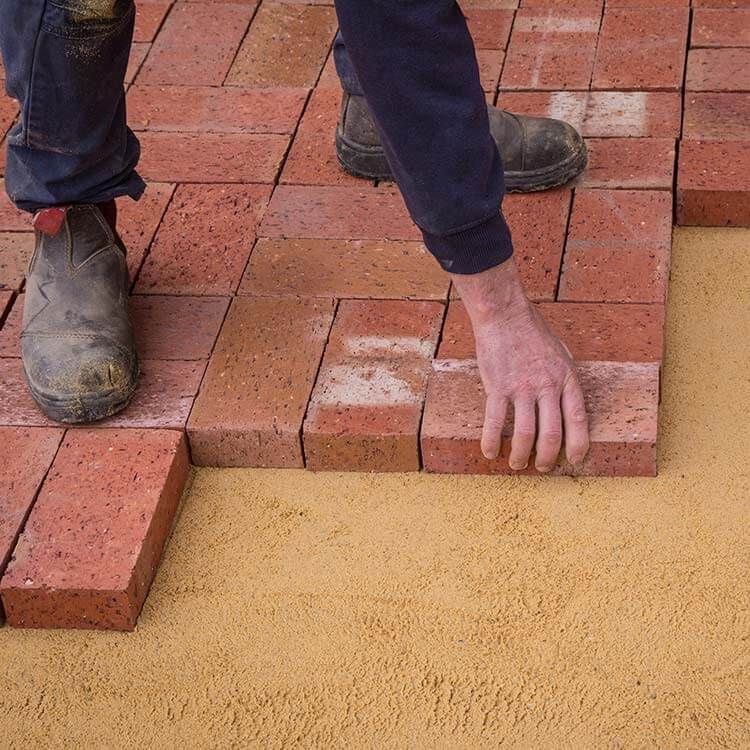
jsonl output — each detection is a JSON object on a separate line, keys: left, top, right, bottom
{"left": 420, "top": 212, "right": 514, "bottom": 275}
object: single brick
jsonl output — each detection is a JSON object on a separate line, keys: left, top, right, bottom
{"left": 259, "top": 185, "right": 421, "bottom": 242}
{"left": 0, "top": 428, "right": 63, "bottom": 588}
{"left": 437, "top": 300, "right": 664, "bottom": 362}
{"left": 239, "top": 238, "right": 449, "bottom": 300}
{"left": 304, "top": 299, "right": 444, "bottom": 472}
{"left": 676, "top": 141, "right": 750, "bottom": 226}
{"left": 0, "top": 233, "right": 33, "bottom": 291}
{"left": 606, "top": 0, "right": 686, "bottom": 5}
{"left": 580, "top": 138, "right": 676, "bottom": 189}
{"left": 117, "top": 182, "right": 174, "bottom": 282}
{"left": 136, "top": 183, "right": 271, "bottom": 295}
{"left": 560, "top": 190, "right": 672, "bottom": 303}
{"left": 130, "top": 295, "right": 229, "bottom": 360}
{"left": 0, "top": 184, "right": 27, "bottom": 231}
{"left": 126, "top": 42, "right": 151, "bottom": 85}
{"left": 692, "top": 0, "right": 750, "bottom": 7}
{"left": 683, "top": 93, "right": 750, "bottom": 140}
{"left": 226, "top": 3, "right": 338, "bottom": 87}
{"left": 188, "top": 296, "right": 335, "bottom": 468}
{"left": 691, "top": 9, "right": 750, "bottom": 47}
{"left": 0, "top": 289, "right": 11, "bottom": 318}
{"left": 686, "top": 48, "right": 750, "bottom": 92}
{"left": 135, "top": 132, "right": 288, "bottom": 183}
{"left": 592, "top": 8, "right": 689, "bottom": 90}
{"left": 464, "top": 9, "right": 515, "bottom": 49}
{"left": 127, "top": 85, "right": 308, "bottom": 134}
{"left": 133, "top": 0, "right": 171, "bottom": 43}
{"left": 280, "top": 87, "right": 361, "bottom": 187}
{"left": 137, "top": 2, "right": 254, "bottom": 85}
{"left": 498, "top": 91, "right": 682, "bottom": 137}
{"left": 477, "top": 49, "right": 505, "bottom": 92}
{"left": 0, "top": 429, "right": 189, "bottom": 631}
{"left": 0, "top": 291, "right": 21, "bottom": 357}
{"left": 500, "top": 9, "right": 600, "bottom": 90}
{"left": 421, "top": 360, "right": 659, "bottom": 476}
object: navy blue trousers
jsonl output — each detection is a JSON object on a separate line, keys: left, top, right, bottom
{"left": 0, "top": 0, "right": 512, "bottom": 273}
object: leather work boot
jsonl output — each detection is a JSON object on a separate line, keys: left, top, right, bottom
{"left": 21, "top": 203, "right": 139, "bottom": 424}
{"left": 335, "top": 93, "right": 588, "bottom": 192}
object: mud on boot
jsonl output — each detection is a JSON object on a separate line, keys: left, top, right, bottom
{"left": 335, "top": 93, "right": 588, "bottom": 192}
{"left": 21, "top": 203, "right": 139, "bottom": 424}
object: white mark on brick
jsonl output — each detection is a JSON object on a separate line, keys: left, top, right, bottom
{"left": 344, "top": 335, "right": 435, "bottom": 359}
{"left": 548, "top": 92, "right": 587, "bottom": 131}
{"left": 586, "top": 92, "right": 649, "bottom": 137}
{"left": 314, "top": 364, "right": 421, "bottom": 407}
{"left": 515, "top": 15, "right": 600, "bottom": 34}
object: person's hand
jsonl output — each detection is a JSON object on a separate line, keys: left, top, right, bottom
{"left": 450, "top": 259, "right": 590, "bottom": 472}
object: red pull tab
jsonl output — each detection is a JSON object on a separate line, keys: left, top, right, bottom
{"left": 33, "top": 207, "right": 68, "bottom": 236}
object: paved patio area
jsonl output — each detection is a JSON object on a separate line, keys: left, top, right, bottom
{"left": 0, "top": 0, "right": 747, "bottom": 629}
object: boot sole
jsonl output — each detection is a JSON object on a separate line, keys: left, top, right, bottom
{"left": 24, "top": 359, "right": 140, "bottom": 425}
{"left": 335, "top": 129, "right": 589, "bottom": 193}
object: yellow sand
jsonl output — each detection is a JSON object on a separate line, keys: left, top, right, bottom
{"left": 1, "top": 228, "right": 748, "bottom": 749}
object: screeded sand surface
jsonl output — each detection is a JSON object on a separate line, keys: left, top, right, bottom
{"left": 1, "top": 228, "right": 748, "bottom": 748}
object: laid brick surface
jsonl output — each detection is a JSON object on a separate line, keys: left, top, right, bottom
{"left": 0, "top": 184, "right": 27, "bottom": 231}
{"left": 137, "top": 2, "right": 255, "bottom": 86}
{"left": 592, "top": 8, "right": 689, "bottom": 90}
{"left": 130, "top": 295, "right": 230, "bottom": 360}
{"left": 0, "top": 289, "right": 11, "bottom": 320}
{"left": 579, "top": 138, "right": 676, "bottom": 190}
{"left": 133, "top": 0, "right": 172, "bottom": 43}
{"left": 498, "top": 91, "right": 682, "bottom": 137}
{"left": 188, "top": 297, "right": 335, "bottom": 467}
{"left": 677, "top": 141, "right": 750, "bottom": 226}
{"left": 127, "top": 85, "right": 308, "bottom": 135}
{"left": 304, "top": 300, "right": 443, "bottom": 472}
{"left": 260, "top": 185, "right": 421, "bottom": 241}
{"left": 240, "top": 238, "right": 449, "bottom": 300}
{"left": 0, "top": 427, "right": 63, "bottom": 588}
{"left": 136, "top": 132, "right": 288, "bottom": 183}
{"left": 0, "top": 233, "right": 33, "bottom": 291}
{"left": 136, "top": 183, "right": 271, "bottom": 295}
{"left": 0, "top": 94, "right": 17, "bottom": 139}
{"left": 421, "top": 361, "right": 659, "bottom": 476}
{"left": 126, "top": 42, "right": 151, "bottom": 86}
{"left": 477, "top": 49, "right": 506, "bottom": 93}
{"left": 0, "top": 292, "right": 21, "bottom": 357}
{"left": 686, "top": 48, "right": 750, "bottom": 92}
{"left": 683, "top": 94, "right": 750, "bottom": 140}
{"left": 226, "top": 3, "right": 338, "bottom": 87}
{"left": 464, "top": 9, "right": 515, "bottom": 49}
{"left": 0, "top": 429, "right": 189, "bottom": 631}
{"left": 438, "top": 301, "right": 665, "bottom": 362}
{"left": 560, "top": 189, "right": 672, "bottom": 303}
{"left": 501, "top": 8, "right": 600, "bottom": 90}
{"left": 691, "top": 8, "right": 750, "bottom": 47}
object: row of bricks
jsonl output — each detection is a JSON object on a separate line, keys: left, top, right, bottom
{"left": 1, "top": 187, "right": 673, "bottom": 300}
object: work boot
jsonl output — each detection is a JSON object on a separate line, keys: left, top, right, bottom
{"left": 21, "top": 203, "right": 139, "bottom": 424}
{"left": 335, "top": 93, "right": 587, "bottom": 192}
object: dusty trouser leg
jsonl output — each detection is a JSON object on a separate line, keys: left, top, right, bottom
{"left": 0, "top": 0, "right": 141, "bottom": 423}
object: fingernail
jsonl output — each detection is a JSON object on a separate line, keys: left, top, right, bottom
{"left": 509, "top": 461, "right": 528, "bottom": 471}
{"left": 536, "top": 464, "right": 552, "bottom": 473}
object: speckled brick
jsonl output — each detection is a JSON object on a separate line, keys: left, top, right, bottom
{"left": 136, "top": 132, "right": 288, "bottom": 183}
{"left": 421, "top": 360, "right": 659, "bottom": 476}
{"left": 0, "top": 429, "right": 189, "bottom": 631}
{"left": 437, "top": 300, "right": 664, "bottom": 362}
{"left": 137, "top": 2, "right": 255, "bottom": 85}
{"left": 0, "top": 428, "right": 63, "bottom": 587}
{"left": 0, "top": 291, "right": 21, "bottom": 357}
{"left": 239, "top": 238, "right": 449, "bottom": 300}
{"left": 580, "top": 138, "right": 676, "bottom": 189}
{"left": 136, "top": 183, "right": 271, "bottom": 295}
{"left": 133, "top": 0, "right": 171, "bottom": 43}
{"left": 0, "top": 233, "right": 33, "bottom": 291}
{"left": 130, "top": 296, "right": 229, "bottom": 360}
{"left": 498, "top": 91, "right": 682, "bottom": 137}
{"left": 117, "top": 182, "right": 174, "bottom": 282}
{"left": 0, "top": 185, "right": 27, "bottom": 231}
{"left": 0, "top": 289, "right": 11, "bottom": 318}
{"left": 500, "top": 8, "right": 600, "bottom": 90}
{"left": 464, "top": 9, "right": 515, "bottom": 49}
{"left": 477, "top": 49, "right": 505, "bottom": 92}
{"left": 686, "top": 48, "right": 750, "bottom": 92}
{"left": 304, "top": 300, "right": 444, "bottom": 472}
{"left": 127, "top": 85, "right": 308, "bottom": 134}
{"left": 126, "top": 42, "right": 151, "bottom": 85}
{"left": 677, "top": 141, "right": 750, "bottom": 226}
{"left": 1, "top": 93, "right": 18, "bottom": 138}
{"left": 259, "top": 185, "right": 421, "bottom": 242}
{"left": 592, "top": 8, "right": 689, "bottom": 90}
{"left": 226, "top": 3, "right": 338, "bottom": 87}
{"left": 683, "top": 94, "right": 750, "bottom": 140}
{"left": 188, "top": 297, "right": 335, "bottom": 468}
{"left": 280, "top": 87, "right": 360, "bottom": 187}
{"left": 559, "top": 190, "right": 672, "bottom": 303}
{"left": 691, "top": 9, "right": 750, "bottom": 47}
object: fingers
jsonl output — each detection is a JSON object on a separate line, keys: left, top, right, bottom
{"left": 535, "top": 391, "right": 563, "bottom": 472}
{"left": 509, "top": 397, "right": 536, "bottom": 471}
{"left": 562, "top": 374, "right": 590, "bottom": 466}
{"left": 481, "top": 395, "right": 509, "bottom": 459}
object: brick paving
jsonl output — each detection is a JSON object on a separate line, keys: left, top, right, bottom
{"left": 0, "top": 0, "right": 745, "bottom": 629}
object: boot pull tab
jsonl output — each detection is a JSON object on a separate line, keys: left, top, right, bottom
{"left": 32, "top": 207, "right": 68, "bottom": 236}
